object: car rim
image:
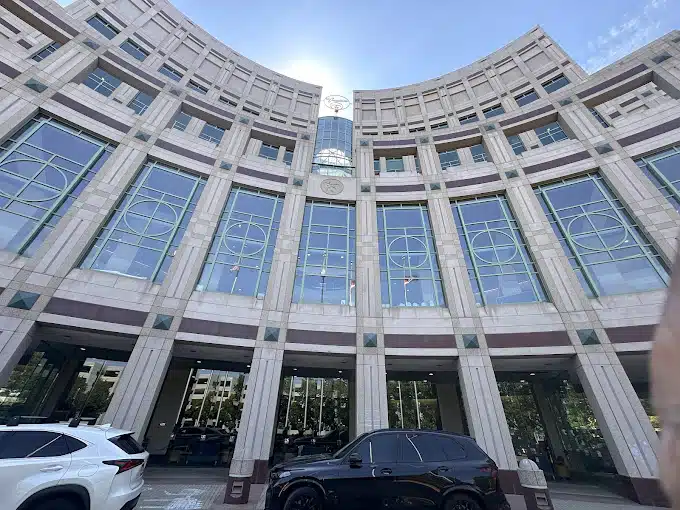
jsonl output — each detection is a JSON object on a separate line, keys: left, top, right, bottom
{"left": 452, "top": 501, "right": 477, "bottom": 510}
{"left": 290, "top": 494, "right": 319, "bottom": 510}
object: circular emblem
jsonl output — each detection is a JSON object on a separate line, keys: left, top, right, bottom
{"left": 320, "top": 178, "right": 344, "bottom": 195}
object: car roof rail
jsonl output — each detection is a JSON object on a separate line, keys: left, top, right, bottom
{"left": 6, "top": 416, "right": 20, "bottom": 426}
{"left": 68, "top": 416, "right": 81, "bottom": 428}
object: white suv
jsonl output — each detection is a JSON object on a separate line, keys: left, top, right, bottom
{"left": 0, "top": 422, "right": 149, "bottom": 510}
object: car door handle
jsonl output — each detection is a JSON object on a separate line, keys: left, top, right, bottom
{"left": 381, "top": 468, "right": 392, "bottom": 475}
{"left": 436, "top": 466, "right": 449, "bottom": 473}
{"left": 40, "top": 465, "right": 64, "bottom": 473}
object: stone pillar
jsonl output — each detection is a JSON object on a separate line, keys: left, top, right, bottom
{"left": 103, "top": 334, "right": 173, "bottom": 439}
{"left": 226, "top": 346, "right": 283, "bottom": 503}
{"left": 144, "top": 366, "right": 192, "bottom": 455}
{"left": 437, "top": 383, "right": 464, "bottom": 433}
{"left": 575, "top": 352, "right": 666, "bottom": 505}
{"left": 355, "top": 353, "right": 388, "bottom": 435}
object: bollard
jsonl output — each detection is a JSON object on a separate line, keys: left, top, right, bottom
{"left": 517, "top": 459, "right": 553, "bottom": 510}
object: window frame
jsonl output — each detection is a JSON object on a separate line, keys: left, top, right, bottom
{"left": 470, "top": 143, "right": 489, "bottom": 163}
{"left": 589, "top": 107, "right": 610, "bottom": 128}
{"left": 542, "top": 74, "right": 570, "bottom": 94}
{"left": 87, "top": 15, "right": 119, "bottom": 40}
{"left": 282, "top": 148, "right": 294, "bottom": 166}
{"left": 458, "top": 113, "right": 478, "bottom": 125}
{"left": 83, "top": 67, "right": 122, "bottom": 97}
{"left": 158, "top": 64, "right": 183, "bottom": 82}
{"left": 635, "top": 145, "right": 680, "bottom": 212}
{"left": 258, "top": 142, "right": 279, "bottom": 161}
{"left": 119, "top": 39, "right": 149, "bottom": 62}
{"left": 535, "top": 121, "right": 568, "bottom": 146}
{"left": 187, "top": 80, "right": 209, "bottom": 95}
{"left": 507, "top": 134, "right": 526, "bottom": 155}
{"left": 199, "top": 123, "right": 225, "bottom": 144}
{"left": 482, "top": 104, "right": 505, "bottom": 119}
{"left": 172, "top": 111, "right": 192, "bottom": 131}
{"left": 127, "top": 91, "right": 154, "bottom": 115}
{"left": 385, "top": 156, "right": 405, "bottom": 173}
{"left": 31, "top": 42, "right": 61, "bottom": 62}
{"left": 514, "top": 89, "right": 538, "bottom": 107}
{"left": 438, "top": 149, "right": 461, "bottom": 170}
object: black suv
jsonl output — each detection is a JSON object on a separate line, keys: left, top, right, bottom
{"left": 266, "top": 429, "right": 510, "bottom": 510}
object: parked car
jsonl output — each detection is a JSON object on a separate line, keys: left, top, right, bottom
{"left": 167, "top": 426, "right": 233, "bottom": 465}
{"left": 266, "top": 429, "right": 510, "bottom": 510}
{"left": 0, "top": 422, "right": 148, "bottom": 510}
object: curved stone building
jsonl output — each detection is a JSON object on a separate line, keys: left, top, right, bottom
{"left": 0, "top": 0, "right": 678, "bottom": 506}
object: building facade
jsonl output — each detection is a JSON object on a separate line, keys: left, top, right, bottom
{"left": 0, "top": 0, "right": 678, "bottom": 505}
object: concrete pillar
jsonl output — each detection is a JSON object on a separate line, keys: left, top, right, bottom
{"left": 144, "top": 366, "right": 192, "bottom": 455}
{"left": 102, "top": 334, "right": 173, "bottom": 439}
{"left": 355, "top": 353, "right": 388, "bottom": 435}
{"left": 575, "top": 352, "right": 665, "bottom": 505}
{"left": 226, "top": 347, "right": 283, "bottom": 503}
{"left": 437, "top": 383, "right": 464, "bottom": 433}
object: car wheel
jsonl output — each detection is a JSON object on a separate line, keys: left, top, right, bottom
{"left": 30, "top": 498, "right": 80, "bottom": 510}
{"left": 283, "top": 486, "right": 323, "bottom": 510}
{"left": 445, "top": 493, "right": 483, "bottom": 510}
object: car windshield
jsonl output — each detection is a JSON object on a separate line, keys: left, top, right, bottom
{"left": 332, "top": 432, "right": 369, "bottom": 459}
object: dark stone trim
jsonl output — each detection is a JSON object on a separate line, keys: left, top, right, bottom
{"left": 154, "top": 139, "right": 217, "bottom": 166}
{"left": 252, "top": 121, "right": 296, "bottom": 138}
{"left": 498, "top": 469, "right": 523, "bottom": 495}
{"left": 224, "top": 475, "right": 251, "bottom": 504}
{"left": 522, "top": 150, "right": 590, "bottom": 175}
{"left": 375, "top": 184, "right": 426, "bottom": 193}
{"left": 620, "top": 96, "right": 640, "bottom": 107}
{"left": 576, "top": 63, "right": 649, "bottom": 99}
{"left": 509, "top": 82, "right": 532, "bottom": 93}
{"left": 384, "top": 334, "right": 454, "bottom": 348}
{"left": 43, "top": 297, "right": 148, "bottom": 327}
{"left": 236, "top": 166, "right": 288, "bottom": 184}
{"left": 499, "top": 104, "right": 555, "bottom": 127}
{"left": 0, "top": 287, "right": 5, "bottom": 295}
{"left": 51, "top": 92, "right": 132, "bottom": 133}
{"left": 132, "top": 32, "right": 156, "bottom": 49}
{"left": 286, "top": 329, "right": 355, "bottom": 346}
{"left": 168, "top": 57, "right": 188, "bottom": 71}
{"left": 16, "top": 38, "right": 32, "bottom": 49}
{"left": 18, "top": 0, "right": 79, "bottom": 37}
{"left": 605, "top": 324, "right": 656, "bottom": 343}
{"left": 485, "top": 330, "right": 571, "bottom": 347}
{"left": 612, "top": 475, "right": 670, "bottom": 507}
{"left": 178, "top": 317, "right": 258, "bottom": 339}
{"left": 252, "top": 459, "right": 269, "bottom": 484}
{"left": 479, "top": 96, "right": 499, "bottom": 106}
{"left": 103, "top": 51, "right": 165, "bottom": 88}
{"left": 373, "top": 138, "right": 416, "bottom": 147}
{"left": 445, "top": 173, "right": 501, "bottom": 188}
{"left": 185, "top": 94, "right": 236, "bottom": 119}
{"left": 102, "top": 7, "right": 126, "bottom": 28}
{"left": 0, "top": 18, "right": 20, "bottom": 34}
{"left": 0, "top": 61, "right": 20, "bottom": 78}
{"left": 433, "top": 128, "right": 480, "bottom": 142}
{"left": 618, "top": 116, "right": 680, "bottom": 146}
{"left": 535, "top": 66, "right": 560, "bottom": 81}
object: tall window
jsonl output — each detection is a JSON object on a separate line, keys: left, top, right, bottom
{"left": 283, "top": 148, "right": 294, "bottom": 166}
{"left": 120, "top": 39, "right": 148, "bottom": 62}
{"left": 293, "top": 202, "right": 355, "bottom": 305}
{"left": 589, "top": 107, "right": 609, "bottom": 128}
{"left": 535, "top": 174, "right": 669, "bottom": 297}
{"left": 470, "top": 143, "right": 489, "bottom": 163}
{"left": 87, "top": 15, "right": 119, "bottom": 40}
{"left": 452, "top": 196, "right": 546, "bottom": 306}
{"left": 81, "top": 161, "right": 205, "bottom": 283}
{"left": 635, "top": 146, "right": 680, "bottom": 212}
{"left": 172, "top": 112, "right": 192, "bottom": 131}
{"left": 197, "top": 188, "right": 283, "bottom": 298}
{"left": 438, "top": 149, "right": 461, "bottom": 170}
{"left": 32, "top": 42, "right": 61, "bottom": 62}
{"left": 373, "top": 159, "right": 381, "bottom": 173}
{"left": 0, "top": 116, "right": 113, "bottom": 256}
{"left": 127, "top": 91, "right": 153, "bottom": 115}
{"left": 535, "top": 121, "right": 568, "bottom": 146}
{"left": 542, "top": 74, "right": 570, "bottom": 94}
{"left": 83, "top": 67, "right": 121, "bottom": 97}
{"left": 378, "top": 204, "right": 445, "bottom": 308}
{"left": 507, "top": 134, "right": 526, "bottom": 155}
{"left": 385, "top": 157, "right": 405, "bottom": 172}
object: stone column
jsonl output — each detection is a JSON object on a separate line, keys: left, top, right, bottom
{"left": 226, "top": 346, "right": 284, "bottom": 503}
{"left": 575, "top": 352, "right": 665, "bottom": 505}
{"left": 102, "top": 334, "right": 173, "bottom": 439}
{"left": 355, "top": 352, "right": 388, "bottom": 434}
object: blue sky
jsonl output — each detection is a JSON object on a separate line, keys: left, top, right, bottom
{"left": 58, "top": 0, "right": 679, "bottom": 117}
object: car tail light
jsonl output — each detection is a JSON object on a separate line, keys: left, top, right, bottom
{"left": 480, "top": 466, "right": 498, "bottom": 478}
{"left": 103, "top": 459, "right": 145, "bottom": 474}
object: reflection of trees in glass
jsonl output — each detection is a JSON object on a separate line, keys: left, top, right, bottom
{"left": 386, "top": 379, "right": 440, "bottom": 429}
{"left": 0, "top": 351, "right": 59, "bottom": 420}
{"left": 498, "top": 381, "right": 545, "bottom": 457}
{"left": 65, "top": 377, "right": 114, "bottom": 419}
{"left": 276, "top": 376, "right": 349, "bottom": 432}
{"left": 180, "top": 371, "right": 246, "bottom": 429}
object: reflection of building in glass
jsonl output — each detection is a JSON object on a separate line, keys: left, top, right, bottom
{"left": 181, "top": 369, "right": 248, "bottom": 428}
{"left": 80, "top": 360, "right": 124, "bottom": 393}
{"left": 312, "top": 117, "right": 353, "bottom": 177}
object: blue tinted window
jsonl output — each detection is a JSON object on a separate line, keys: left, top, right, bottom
{"left": 188, "top": 81, "right": 208, "bottom": 95}
{"left": 453, "top": 196, "right": 547, "bottom": 306}
{"left": 32, "top": 42, "right": 61, "bottom": 62}
{"left": 542, "top": 74, "right": 570, "bottom": 94}
{"left": 197, "top": 188, "right": 283, "bottom": 298}
{"left": 470, "top": 144, "right": 489, "bottom": 163}
{"left": 515, "top": 90, "right": 538, "bottom": 107}
{"left": 172, "top": 112, "right": 192, "bottom": 131}
{"left": 378, "top": 204, "right": 445, "bottom": 308}
{"left": 199, "top": 123, "right": 225, "bottom": 144}
{"left": 83, "top": 67, "right": 121, "bottom": 97}
{"left": 535, "top": 122, "right": 568, "bottom": 146}
{"left": 293, "top": 202, "right": 355, "bottom": 305}
{"left": 589, "top": 107, "right": 609, "bottom": 128}
{"left": 81, "top": 162, "right": 205, "bottom": 283}
{"left": 535, "top": 174, "right": 669, "bottom": 297}
{"left": 438, "top": 149, "right": 461, "bottom": 169}
{"left": 312, "top": 116, "right": 353, "bottom": 177}
{"left": 120, "top": 39, "right": 148, "bottom": 61}
{"left": 259, "top": 143, "right": 279, "bottom": 160}
{"left": 283, "top": 148, "right": 294, "bottom": 166}
{"left": 459, "top": 113, "right": 478, "bottom": 125}
{"left": 159, "top": 64, "right": 182, "bottom": 82}
{"left": 385, "top": 157, "right": 404, "bottom": 172}
{"left": 373, "top": 159, "right": 381, "bottom": 173}
{"left": 483, "top": 104, "right": 505, "bottom": 118}
{"left": 87, "top": 15, "right": 119, "bottom": 40}
{"left": 507, "top": 135, "right": 526, "bottom": 155}
{"left": 0, "top": 116, "right": 113, "bottom": 256}
{"left": 635, "top": 146, "right": 680, "bottom": 212}
{"left": 127, "top": 91, "right": 154, "bottom": 115}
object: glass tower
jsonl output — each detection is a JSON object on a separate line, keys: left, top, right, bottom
{"left": 311, "top": 116, "right": 353, "bottom": 177}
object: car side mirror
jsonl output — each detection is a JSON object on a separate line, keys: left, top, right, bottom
{"left": 349, "top": 453, "right": 362, "bottom": 467}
